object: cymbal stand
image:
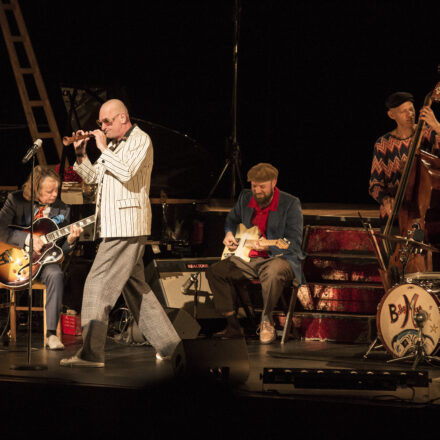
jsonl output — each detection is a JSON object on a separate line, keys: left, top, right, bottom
{"left": 387, "top": 310, "right": 440, "bottom": 369}
{"left": 359, "top": 214, "right": 388, "bottom": 359}
{"left": 207, "top": 0, "right": 244, "bottom": 201}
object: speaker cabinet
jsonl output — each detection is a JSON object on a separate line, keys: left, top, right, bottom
{"left": 183, "top": 337, "right": 250, "bottom": 384}
{"left": 145, "top": 258, "right": 222, "bottom": 319}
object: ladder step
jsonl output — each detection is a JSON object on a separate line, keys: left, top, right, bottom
{"left": 36, "top": 132, "right": 58, "bottom": 139}
{"left": 19, "top": 68, "right": 35, "bottom": 74}
{"left": 10, "top": 36, "right": 25, "bottom": 42}
{"left": 28, "top": 100, "right": 44, "bottom": 106}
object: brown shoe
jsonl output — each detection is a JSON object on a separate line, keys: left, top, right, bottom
{"left": 258, "top": 321, "right": 276, "bottom": 344}
{"left": 213, "top": 325, "right": 244, "bottom": 339}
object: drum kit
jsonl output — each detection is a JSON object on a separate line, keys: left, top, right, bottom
{"left": 364, "top": 232, "right": 440, "bottom": 369}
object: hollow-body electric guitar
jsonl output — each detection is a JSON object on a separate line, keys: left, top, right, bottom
{"left": 0, "top": 215, "right": 95, "bottom": 289}
{"left": 221, "top": 224, "right": 290, "bottom": 262}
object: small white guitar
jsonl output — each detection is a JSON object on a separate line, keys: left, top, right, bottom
{"left": 221, "top": 224, "right": 290, "bottom": 262}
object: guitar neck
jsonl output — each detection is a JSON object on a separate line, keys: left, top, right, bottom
{"left": 245, "top": 238, "right": 281, "bottom": 247}
{"left": 259, "top": 239, "right": 280, "bottom": 246}
{"left": 45, "top": 215, "right": 95, "bottom": 243}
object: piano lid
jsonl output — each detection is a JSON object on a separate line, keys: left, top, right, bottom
{"left": 134, "top": 118, "right": 218, "bottom": 199}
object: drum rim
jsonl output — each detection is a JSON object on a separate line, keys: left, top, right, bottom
{"left": 405, "top": 271, "right": 440, "bottom": 280}
{"left": 377, "top": 282, "right": 440, "bottom": 358}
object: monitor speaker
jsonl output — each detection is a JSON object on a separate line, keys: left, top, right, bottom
{"left": 120, "top": 307, "right": 201, "bottom": 344}
{"left": 182, "top": 337, "right": 250, "bottom": 384}
{"left": 145, "top": 257, "right": 222, "bottom": 319}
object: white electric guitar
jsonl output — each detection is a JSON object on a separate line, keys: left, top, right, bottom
{"left": 221, "top": 224, "right": 290, "bottom": 262}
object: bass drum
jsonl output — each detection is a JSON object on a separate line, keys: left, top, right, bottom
{"left": 377, "top": 283, "right": 440, "bottom": 358}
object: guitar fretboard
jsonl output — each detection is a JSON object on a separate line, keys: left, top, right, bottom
{"left": 46, "top": 215, "right": 95, "bottom": 242}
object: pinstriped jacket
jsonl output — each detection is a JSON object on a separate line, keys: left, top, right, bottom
{"left": 73, "top": 125, "right": 153, "bottom": 238}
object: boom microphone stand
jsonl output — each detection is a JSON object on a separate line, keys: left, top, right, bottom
{"left": 11, "top": 151, "right": 47, "bottom": 370}
{"left": 207, "top": 0, "right": 244, "bottom": 201}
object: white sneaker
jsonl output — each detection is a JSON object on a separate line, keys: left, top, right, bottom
{"left": 60, "top": 355, "right": 104, "bottom": 368}
{"left": 46, "top": 334, "right": 65, "bottom": 350}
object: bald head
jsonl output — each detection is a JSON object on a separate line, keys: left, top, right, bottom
{"left": 101, "top": 99, "right": 129, "bottom": 118}
{"left": 98, "top": 99, "right": 132, "bottom": 140}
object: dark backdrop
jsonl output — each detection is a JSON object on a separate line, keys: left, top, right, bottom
{"left": 1, "top": 0, "right": 440, "bottom": 204}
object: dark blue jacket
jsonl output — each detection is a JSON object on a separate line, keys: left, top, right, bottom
{"left": 225, "top": 189, "right": 306, "bottom": 284}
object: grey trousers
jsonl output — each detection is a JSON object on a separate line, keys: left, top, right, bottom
{"left": 77, "top": 237, "right": 181, "bottom": 362}
{"left": 39, "top": 263, "right": 64, "bottom": 331}
{"left": 206, "top": 256, "right": 294, "bottom": 322}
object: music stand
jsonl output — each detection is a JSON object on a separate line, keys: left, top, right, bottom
{"left": 207, "top": 0, "right": 244, "bottom": 201}
{"left": 11, "top": 152, "right": 47, "bottom": 370}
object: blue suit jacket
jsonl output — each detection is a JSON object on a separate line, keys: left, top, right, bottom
{"left": 225, "top": 189, "right": 306, "bottom": 284}
{"left": 0, "top": 190, "right": 72, "bottom": 254}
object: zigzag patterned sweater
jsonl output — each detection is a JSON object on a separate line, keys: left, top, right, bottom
{"left": 369, "top": 127, "right": 440, "bottom": 204}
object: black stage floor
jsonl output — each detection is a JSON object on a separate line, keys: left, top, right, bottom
{"left": 1, "top": 331, "right": 440, "bottom": 438}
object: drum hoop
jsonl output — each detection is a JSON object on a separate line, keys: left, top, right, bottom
{"left": 377, "top": 282, "right": 440, "bottom": 358}
{"left": 405, "top": 271, "right": 440, "bottom": 281}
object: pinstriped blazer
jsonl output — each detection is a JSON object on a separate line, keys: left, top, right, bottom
{"left": 73, "top": 125, "right": 153, "bottom": 238}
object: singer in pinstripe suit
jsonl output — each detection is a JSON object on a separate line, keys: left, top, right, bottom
{"left": 60, "top": 99, "right": 181, "bottom": 367}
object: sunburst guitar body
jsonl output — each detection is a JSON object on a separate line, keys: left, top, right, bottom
{"left": 0, "top": 215, "right": 95, "bottom": 289}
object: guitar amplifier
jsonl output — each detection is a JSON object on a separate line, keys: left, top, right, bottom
{"left": 144, "top": 257, "right": 222, "bottom": 319}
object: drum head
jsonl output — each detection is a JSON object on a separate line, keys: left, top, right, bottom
{"left": 377, "top": 283, "right": 440, "bottom": 358}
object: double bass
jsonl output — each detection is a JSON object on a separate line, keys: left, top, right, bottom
{"left": 383, "top": 81, "right": 440, "bottom": 284}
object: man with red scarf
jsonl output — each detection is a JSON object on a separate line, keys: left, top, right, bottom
{"left": 206, "top": 163, "right": 305, "bottom": 344}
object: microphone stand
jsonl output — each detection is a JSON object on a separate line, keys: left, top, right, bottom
{"left": 11, "top": 153, "right": 47, "bottom": 370}
{"left": 207, "top": 0, "right": 244, "bottom": 201}
{"left": 387, "top": 311, "right": 440, "bottom": 370}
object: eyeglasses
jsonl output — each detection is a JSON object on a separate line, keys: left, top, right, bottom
{"left": 96, "top": 113, "right": 121, "bottom": 128}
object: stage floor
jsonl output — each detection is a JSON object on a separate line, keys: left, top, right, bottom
{"left": 1, "top": 331, "right": 439, "bottom": 438}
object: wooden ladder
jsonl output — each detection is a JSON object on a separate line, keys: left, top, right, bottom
{"left": 0, "top": 0, "right": 65, "bottom": 166}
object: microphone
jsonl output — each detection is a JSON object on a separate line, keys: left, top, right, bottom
{"left": 415, "top": 309, "right": 428, "bottom": 328}
{"left": 181, "top": 273, "right": 198, "bottom": 294}
{"left": 22, "top": 139, "right": 43, "bottom": 164}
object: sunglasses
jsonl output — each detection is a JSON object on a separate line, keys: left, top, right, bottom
{"left": 96, "top": 113, "right": 121, "bottom": 128}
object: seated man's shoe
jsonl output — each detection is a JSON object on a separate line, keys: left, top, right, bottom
{"left": 46, "top": 334, "right": 64, "bottom": 350}
{"left": 60, "top": 355, "right": 104, "bottom": 368}
{"left": 258, "top": 321, "right": 276, "bottom": 344}
{"left": 213, "top": 325, "right": 244, "bottom": 339}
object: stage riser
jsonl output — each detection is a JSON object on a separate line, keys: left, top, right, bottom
{"left": 276, "top": 315, "right": 374, "bottom": 344}
{"left": 298, "top": 285, "right": 383, "bottom": 314}
{"left": 305, "top": 226, "right": 377, "bottom": 253}
{"left": 298, "top": 224, "right": 383, "bottom": 343}
{"left": 303, "top": 258, "right": 382, "bottom": 283}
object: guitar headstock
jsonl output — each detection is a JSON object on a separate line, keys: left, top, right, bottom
{"left": 276, "top": 238, "right": 290, "bottom": 250}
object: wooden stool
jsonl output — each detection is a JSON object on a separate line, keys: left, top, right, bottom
{"left": 8, "top": 281, "right": 61, "bottom": 347}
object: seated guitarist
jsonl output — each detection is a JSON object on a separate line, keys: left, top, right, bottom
{"left": 0, "top": 166, "right": 82, "bottom": 350}
{"left": 206, "top": 163, "right": 305, "bottom": 344}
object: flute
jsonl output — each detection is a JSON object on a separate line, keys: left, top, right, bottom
{"left": 62, "top": 133, "right": 95, "bottom": 145}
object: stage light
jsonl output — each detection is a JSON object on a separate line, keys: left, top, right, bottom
{"left": 261, "top": 368, "right": 430, "bottom": 390}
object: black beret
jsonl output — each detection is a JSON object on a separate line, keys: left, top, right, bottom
{"left": 385, "top": 92, "right": 414, "bottom": 109}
